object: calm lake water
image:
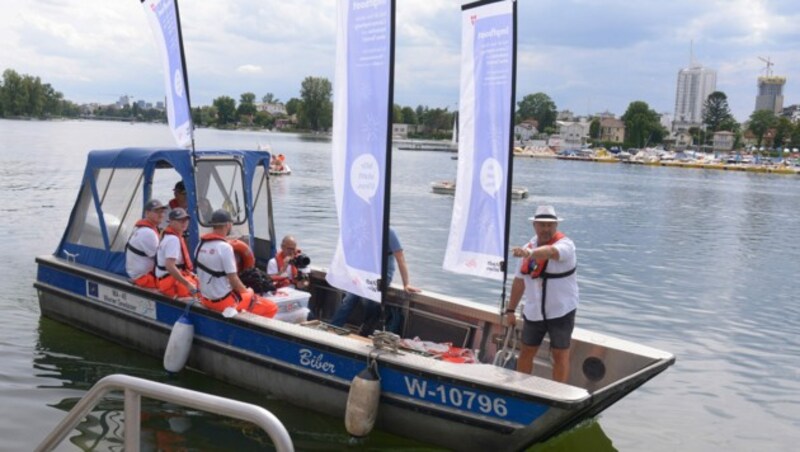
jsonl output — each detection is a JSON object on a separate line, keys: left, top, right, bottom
{"left": 1, "top": 119, "right": 798, "bottom": 451}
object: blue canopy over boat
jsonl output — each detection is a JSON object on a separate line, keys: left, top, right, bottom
{"left": 57, "top": 147, "right": 274, "bottom": 277}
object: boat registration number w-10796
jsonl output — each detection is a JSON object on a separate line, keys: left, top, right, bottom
{"left": 392, "top": 375, "right": 549, "bottom": 425}
{"left": 403, "top": 376, "right": 508, "bottom": 417}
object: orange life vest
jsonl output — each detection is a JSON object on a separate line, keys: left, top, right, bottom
{"left": 520, "top": 232, "right": 566, "bottom": 278}
{"left": 271, "top": 250, "right": 298, "bottom": 288}
{"left": 159, "top": 226, "right": 194, "bottom": 272}
{"left": 126, "top": 219, "right": 160, "bottom": 258}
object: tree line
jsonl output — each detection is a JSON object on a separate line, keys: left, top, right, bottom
{"left": 0, "top": 69, "right": 81, "bottom": 118}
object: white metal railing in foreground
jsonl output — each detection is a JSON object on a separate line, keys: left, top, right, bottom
{"left": 36, "top": 374, "right": 294, "bottom": 452}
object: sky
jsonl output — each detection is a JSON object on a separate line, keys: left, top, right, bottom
{"left": 1, "top": 0, "right": 799, "bottom": 122}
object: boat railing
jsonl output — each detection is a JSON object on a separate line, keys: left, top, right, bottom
{"left": 35, "top": 373, "right": 294, "bottom": 452}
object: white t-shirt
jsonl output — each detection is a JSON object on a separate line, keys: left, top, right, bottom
{"left": 196, "top": 239, "right": 237, "bottom": 300}
{"left": 125, "top": 226, "right": 159, "bottom": 280}
{"left": 266, "top": 257, "right": 297, "bottom": 278}
{"left": 515, "top": 235, "right": 579, "bottom": 321}
{"left": 155, "top": 234, "right": 185, "bottom": 279}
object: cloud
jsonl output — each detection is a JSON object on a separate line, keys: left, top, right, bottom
{"left": 2, "top": 0, "right": 799, "bottom": 121}
{"left": 236, "top": 65, "right": 264, "bottom": 75}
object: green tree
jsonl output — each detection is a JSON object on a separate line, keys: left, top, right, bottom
{"left": 748, "top": 110, "right": 777, "bottom": 148}
{"left": 401, "top": 106, "right": 417, "bottom": 125}
{"left": 298, "top": 76, "right": 332, "bottom": 131}
{"left": 262, "top": 93, "right": 278, "bottom": 104}
{"left": 213, "top": 95, "right": 237, "bottom": 126}
{"left": 703, "top": 91, "right": 735, "bottom": 132}
{"left": 392, "top": 104, "right": 404, "bottom": 123}
{"left": 516, "top": 93, "right": 557, "bottom": 130}
{"left": 285, "top": 97, "right": 301, "bottom": 116}
{"left": 589, "top": 117, "right": 601, "bottom": 140}
{"left": 790, "top": 123, "right": 800, "bottom": 149}
{"left": 238, "top": 92, "right": 257, "bottom": 121}
{"left": 621, "top": 101, "right": 666, "bottom": 148}
{"left": 772, "top": 117, "right": 793, "bottom": 150}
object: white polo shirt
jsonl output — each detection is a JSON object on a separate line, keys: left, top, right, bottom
{"left": 125, "top": 226, "right": 159, "bottom": 280}
{"left": 515, "top": 235, "right": 579, "bottom": 321}
{"left": 195, "top": 239, "right": 237, "bottom": 300}
{"left": 155, "top": 234, "right": 185, "bottom": 279}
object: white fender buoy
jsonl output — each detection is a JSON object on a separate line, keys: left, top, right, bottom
{"left": 163, "top": 314, "right": 194, "bottom": 373}
{"left": 345, "top": 363, "right": 381, "bottom": 438}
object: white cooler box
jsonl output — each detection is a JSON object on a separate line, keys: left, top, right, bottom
{"left": 266, "top": 288, "right": 311, "bottom": 323}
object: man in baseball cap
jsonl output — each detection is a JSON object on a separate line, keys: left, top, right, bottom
{"left": 125, "top": 199, "right": 167, "bottom": 288}
{"left": 155, "top": 207, "right": 198, "bottom": 298}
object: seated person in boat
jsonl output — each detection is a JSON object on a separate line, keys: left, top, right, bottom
{"left": 266, "top": 235, "right": 310, "bottom": 290}
{"left": 169, "top": 181, "right": 188, "bottom": 209}
{"left": 194, "top": 209, "right": 278, "bottom": 318}
{"left": 125, "top": 199, "right": 168, "bottom": 289}
{"left": 169, "top": 180, "right": 213, "bottom": 224}
{"left": 505, "top": 205, "right": 578, "bottom": 383}
{"left": 269, "top": 154, "right": 286, "bottom": 172}
{"left": 329, "top": 227, "right": 421, "bottom": 336}
{"left": 155, "top": 208, "right": 198, "bottom": 298}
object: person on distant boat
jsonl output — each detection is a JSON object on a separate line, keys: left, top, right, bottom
{"left": 194, "top": 209, "right": 278, "bottom": 318}
{"left": 329, "top": 228, "right": 421, "bottom": 336}
{"left": 155, "top": 208, "right": 198, "bottom": 298}
{"left": 125, "top": 199, "right": 168, "bottom": 289}
{"left": 266, "top": 235, "right": 310, "bottom": 290}
{"left": 505, "top": 205, "right": 578, "bottom": 383}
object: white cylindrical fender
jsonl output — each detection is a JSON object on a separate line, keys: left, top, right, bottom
{"left": 345, "top": 365, "right": 381, "bottom": 438}
{"left": 163, "top": 314, "right": 194, "bottom": 373}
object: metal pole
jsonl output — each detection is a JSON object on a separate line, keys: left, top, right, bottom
{"left": 124, "top": 389, "right": 141, "bottom": 451}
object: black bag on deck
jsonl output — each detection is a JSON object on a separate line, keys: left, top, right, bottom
{"left": 239, "top": 268, "right": 276, "bottom": 294}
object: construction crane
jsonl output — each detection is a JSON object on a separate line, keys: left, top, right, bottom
{"left": 759, "top": 56, "right": 774, "bottom": 77}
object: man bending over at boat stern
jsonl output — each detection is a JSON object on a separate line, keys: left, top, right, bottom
{"left": 195, "top": 209, "right": 278, "bottom": 318}
{"left": 155, "top": 208, "right": 198, "bottom": 298}
{"left": 125, "top": 199, "right": 168, "bottom": 289}
{"left": 505, "top": 205, "right": 579, "bottom": 383}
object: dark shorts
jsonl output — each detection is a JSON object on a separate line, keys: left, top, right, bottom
{"left": 521, "top": 309, "right": 576, "bottom": 349}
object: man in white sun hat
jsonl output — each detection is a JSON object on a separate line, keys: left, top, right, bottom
{"left": 505, "top": 205, "right": 579, "bottom": 383}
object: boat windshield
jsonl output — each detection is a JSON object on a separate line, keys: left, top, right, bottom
{"left": 195, "top": 159, "right": 247, "bottom": 233}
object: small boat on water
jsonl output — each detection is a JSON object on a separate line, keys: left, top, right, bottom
{"left": 35, "top": 147, "right": 674, "bottom": 450}
{"left": 432, "top": 180, "right": 528, "bottom": 199}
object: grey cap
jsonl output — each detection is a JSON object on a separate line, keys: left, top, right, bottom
{"left": 144, "top": 199, "right": 167, "bottom": 211}
{"left": 169, "top": 207, "right": 189, "bottom": 221}
{"left": 210, "top": 209, "right": 232, "bottom": 225}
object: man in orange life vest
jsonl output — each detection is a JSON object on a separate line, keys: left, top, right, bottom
{"left": 195, "top": 209, "right": 278, "bottom": 318}
{"left": 155, "top": 208, "right": 198, "bottom": 298}
{"left": 266, "top": 235, "right": 310, "bottom": 290}
{"left": 125, "top": 199, "right": 168, "bottom": 289}
{"left": 505, "top": 205, "right": 579, "bottom": 383}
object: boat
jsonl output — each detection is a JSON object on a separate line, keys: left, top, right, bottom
{"left": 35, "top": 1, "right": 673, "bottom": 449}
{"left": 35, "top": 147, "right": 674, "bottom": 450}
{"left": 431, "top": 180, "right": 456, "bottom": 195}
{"left": 269, "top": 163, "right": 292, "bottom": 176}
{"left": 432, "top": 180, "right": 528, "bottom": 199}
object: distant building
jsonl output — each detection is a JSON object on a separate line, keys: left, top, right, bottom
{"left": 514, "top": 120, "right": 539, "bottom": 142}
{"left": 392, "top": 123, "right": 408, "bottom": 139}
{"left": 781, "top": 104, "right": 800, "bottom": 122}
{"left": 673, "top": 64, "right": 717, "bottom": 130}
{"left": 712, "top": 131, "right": 735, "bottom": 151}
{"left": 557, "top": 110, "right": 575, "bottom": 122}
{"left": 599, "top": 117, "right": 625, "bottom": 143}
{"left": 556, "top": 120, "right": 590, "bottom": 148}
{"left": 659, "top": 112, "right": 673, "bottom": 131}
{"left": 116, "top": 95, "right": 132, "bottom": 109}
{"left": 755, "top": 76, "right": 786, "bottom": 115}
{"left": 155, "top": 101, "right": 165, "bottom": 111}
{"left": 256, "top": 102, "right": 287, "bottom": 116}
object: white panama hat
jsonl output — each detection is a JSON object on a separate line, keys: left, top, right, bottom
{"left": 528, "top": 205, "right": 563, "bottom": 222}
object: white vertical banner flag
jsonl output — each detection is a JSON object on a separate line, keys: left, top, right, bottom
{"left": 142, "top": 0, "right": 193, "bottom": 148}
{"left": 327, "top": 0, "right": 394, "bottom": 302}
{"left": 443, "top": 0, "right": 515, "bottom": 280}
